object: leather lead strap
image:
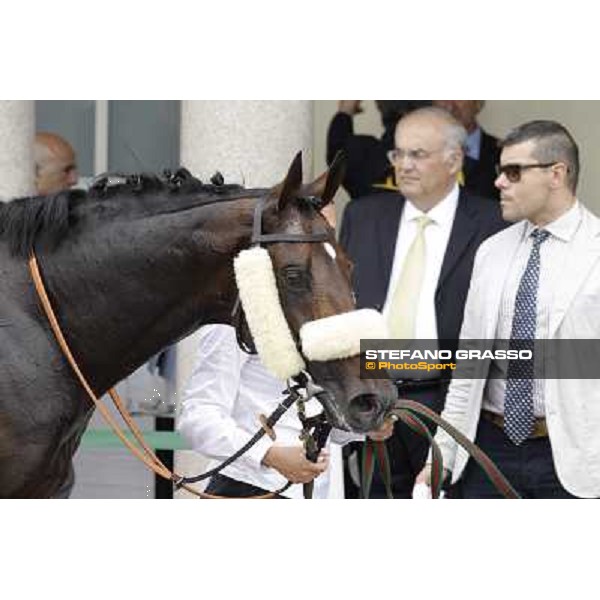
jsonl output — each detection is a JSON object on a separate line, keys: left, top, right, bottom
{"left": 393, "top": 400, "right": 520, "bottom": 499}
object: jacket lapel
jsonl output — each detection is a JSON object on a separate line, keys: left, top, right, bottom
{"left": 437, "top": 190, "right": 477, "bottom": 289}
{"left": 549, "top": 208, "right": 600, "bottom": 336}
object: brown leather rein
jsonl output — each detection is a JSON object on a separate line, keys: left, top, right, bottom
{"left": 28, "top": 252, "right": 284, "bottom": 499}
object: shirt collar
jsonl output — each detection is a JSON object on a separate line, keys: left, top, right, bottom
{"left": 523, "top": 200, "right": 582, "bottom": 243}
{"left": 404, "top": 183, "right": 460, "bottom": 227}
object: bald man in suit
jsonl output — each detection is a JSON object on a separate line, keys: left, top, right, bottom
{"left": 340, "top": 106, "right": 506, "bottom": 498}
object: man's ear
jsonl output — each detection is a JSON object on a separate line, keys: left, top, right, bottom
{"left": 448, "top": 148, "right": 464, "bottom": 177}
{"left": 550, "top": 162, "right": 569, "bottom": 190}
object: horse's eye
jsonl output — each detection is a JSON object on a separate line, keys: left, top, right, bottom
{"left": 281, "top": 266, "right": 311, "bottom": 291}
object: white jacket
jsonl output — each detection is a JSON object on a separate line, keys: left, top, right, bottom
{"left": 435, "top": 205, "right": 600, "bottom": 498}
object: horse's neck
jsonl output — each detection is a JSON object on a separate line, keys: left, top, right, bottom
{"left": 44, "top": 197, "right": 256, "bottom": 393}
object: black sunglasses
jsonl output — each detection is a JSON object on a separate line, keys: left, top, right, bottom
{"left": 495, "top": 162, "right": 558, "bottom": 183}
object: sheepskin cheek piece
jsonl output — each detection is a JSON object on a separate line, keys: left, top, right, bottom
{"left": 233, "top": 248, "right": 389, "bottom": 380}
{"left": 234, "top": 248, "right": 306, "bottom": 380}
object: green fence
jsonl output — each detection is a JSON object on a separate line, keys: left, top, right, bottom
{"left": 82, "top": 430, "right": 188, "bottom": 450}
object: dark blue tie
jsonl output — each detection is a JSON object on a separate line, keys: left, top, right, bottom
{"left": 504, "top": 229, "right": 551, "bottom": 445}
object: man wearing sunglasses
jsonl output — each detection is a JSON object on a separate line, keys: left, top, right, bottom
{"left": 340, "top": 106, "right": 506, "bottom": 498}
{"left": 419, "top": 120, "right": 600, "bottom": 498}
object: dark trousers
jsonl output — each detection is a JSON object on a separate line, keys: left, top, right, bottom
{"left": 458, "top": 417, "right": 577, "bottom": 499}
{"left": 205, "top": 473, "right": 285, "bottom": 498}
{"left": 346, "top": 381, "right": 448, "bottom": 499}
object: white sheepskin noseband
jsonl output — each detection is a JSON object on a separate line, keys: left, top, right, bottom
{"left": 233, "top": 247, "right": 389, "bottom": 381}
{"left": 300, "top": 308, "right": 389, "bottom": 361}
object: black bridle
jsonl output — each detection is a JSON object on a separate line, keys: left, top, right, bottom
{"left": 249, "top": 195, "right": 330, "bottom": 245}
{"left": 232, "top": 195, "right": 330, "bottom": 355}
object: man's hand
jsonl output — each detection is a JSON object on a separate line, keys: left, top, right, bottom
{"left": 338, "top": 100, "right": 363, "bottom": 116}
{"left": 367, "top": 416, "right": 396, "bottom": 441}
{"left": 262, "top": 446, "right": 329, "bottom": 484}
{"left": 320, "top": 203, "right": 336, "bottom": 228}
{"left": 416, "top": 465, "right": 433, "bottom": 487}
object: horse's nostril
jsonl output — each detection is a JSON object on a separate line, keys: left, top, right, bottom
{"left": 349, "top": 393, "right": 379, "bottom": 416}
{"left": 347, "top": 393, "right": 383, "bottom": 432}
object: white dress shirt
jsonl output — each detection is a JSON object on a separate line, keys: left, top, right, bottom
{"left": 178, "top": 324, "right": 359, "bottom": 499}
{"left": 483, "top": 201, "right": 583, "bottom": 417}
{"left": 383, "top": 183, "right": 459, "bottom": 342}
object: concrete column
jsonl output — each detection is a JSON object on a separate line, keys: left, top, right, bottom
{"left": 181, "top": 100, "right": 313, "bottom": 187}
{"left": 0, "top": 101, "right": 35, "bottom": 201}
{"left": 174, "top": 101, "right": 313, "bottom": 497}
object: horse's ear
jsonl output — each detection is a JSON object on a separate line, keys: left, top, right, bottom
{"left": 301, "top": 151, "right": 346, "bottom": 210}
{"left": 277, "top": 152, "right": 303, "bottom": 212}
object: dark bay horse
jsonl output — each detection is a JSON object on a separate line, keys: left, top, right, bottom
{"left": 0, "top": 154, "right": 396, "bottom": 498}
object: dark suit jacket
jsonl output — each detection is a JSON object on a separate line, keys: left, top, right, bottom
{"left": 463, "top": 129, "right": 500, "bottom": 200}
{"left": 339, "top": 189, "right": 507, "bottom": 354}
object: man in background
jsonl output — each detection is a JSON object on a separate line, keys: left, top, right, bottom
{"left": 434, "top": 101, "right": 499, "bottom": 200}
{"left": 34, "top": 132, "right": 78, "bottom": 194}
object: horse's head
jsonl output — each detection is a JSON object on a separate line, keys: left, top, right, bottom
{"left": 235, "top": 153, "right": 396, "bottom": 433}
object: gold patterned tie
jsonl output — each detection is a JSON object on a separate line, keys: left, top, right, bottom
{"left": 388, "top": 215, "right": 433, "bottom": 339}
